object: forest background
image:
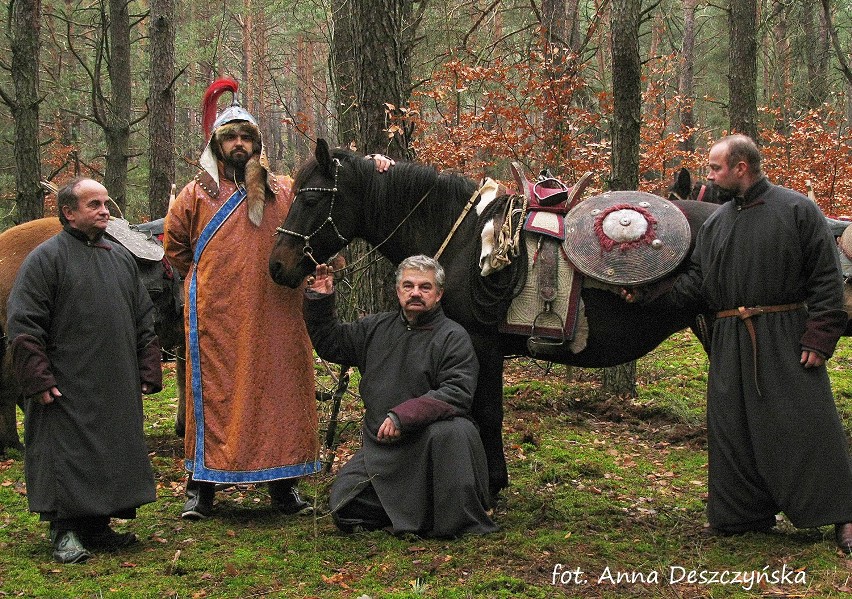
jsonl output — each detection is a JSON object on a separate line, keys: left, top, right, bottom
{"left": 2, "top": 0, "right": 852, "bottom": 230}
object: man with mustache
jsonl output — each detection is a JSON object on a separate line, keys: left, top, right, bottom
{"left": 303, "top": 255, "right": 497, "bottom": 538}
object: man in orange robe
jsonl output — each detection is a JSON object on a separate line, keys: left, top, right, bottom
{"left": 164, "top": 83, "right": 320, "bottom": 518}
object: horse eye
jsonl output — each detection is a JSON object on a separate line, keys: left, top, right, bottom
{"left": 298, "top": 191, "right": 322, "bottom": 206}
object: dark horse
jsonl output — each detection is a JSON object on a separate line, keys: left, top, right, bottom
{"left": 667, "top": 167, "right": 724, "bottom": 204}
{"left": 269, "top": 140, "right": 720, "bottom": 494}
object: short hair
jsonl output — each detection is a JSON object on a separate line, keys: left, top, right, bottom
{"left": 717, "top": 134, "right": 762, "bottom": 175}
{"left": 56, "top": 177, "right": 89, "bottom": 226}
{"left": 396, "top": 255, "right": 445, "bottom": 290}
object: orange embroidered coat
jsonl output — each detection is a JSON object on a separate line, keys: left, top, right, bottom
{"left": 165, "top": 172, "right": 319, "bottom": 483}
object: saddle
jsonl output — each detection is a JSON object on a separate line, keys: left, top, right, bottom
{"left": 497, "top": 166, "right": 592, "bottom": 356}
{"left": 105, "top": 217, "right": 165, "bottom": 262}
{"left": 487, "top": 167, "right": 689, "bottom": 357}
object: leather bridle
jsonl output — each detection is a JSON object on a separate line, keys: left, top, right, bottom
{"left": 276, "top": 158, "right": 347, "bottom": 266}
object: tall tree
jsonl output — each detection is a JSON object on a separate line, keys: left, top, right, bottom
{"left": 352, "top": 0, "right": 416, "bottom": 158}
{"left": 330, "top": 0, "right": 358, "bottom": 149}
{"left": 729, "top": 0, "right": 758, "bottom": 138}
{"left": 802, "top": 0, "right": 831, "bottom": 108}
{"left": 331, "top": 0, "right": 420, "bottom": 315}
{"left": 605, "top": 0, "right": 642, "bottom": 397}
{"left": 148, "top": 0, "right": 177, "bottom": 219}
{"left": 678, "top": 0, "right": 697, "bottom": 154}
{"left": 101, "top": 0, "right": 134, "bottom": 214}
{"left": 1, "top": 0, "right": 44, "bottom": 222}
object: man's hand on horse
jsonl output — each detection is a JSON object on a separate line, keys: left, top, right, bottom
{"left": 307, "top": 263, "right": 335, "bottom": 294}
{"left": 366, "top": 154, "right": 395, "bottom": 172}
{"left": 621, "top": 287, "right": 641, "bottom": 303}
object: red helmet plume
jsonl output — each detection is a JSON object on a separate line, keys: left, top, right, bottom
{"left": 202, "top": 77, "right": 239, "bottom": 139}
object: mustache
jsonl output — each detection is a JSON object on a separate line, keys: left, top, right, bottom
{"left": 406, "top": 298, "right": 425, "bottom": 306}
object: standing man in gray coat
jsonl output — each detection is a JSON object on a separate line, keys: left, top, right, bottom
{"left": 626, "top": 135, "right": 852, "bottom": 553}
{"left": 7, "top": 178, "right": 163, "bottom": 563}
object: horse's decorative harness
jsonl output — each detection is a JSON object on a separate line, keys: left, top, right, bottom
{"left": 276, "top": 158, "right": 348, "bottom": 267}
{"left": 276, "top": 157, "right": 438, "bottom": 277}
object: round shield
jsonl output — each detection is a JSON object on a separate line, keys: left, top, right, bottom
{"left": 105, "top": 217, "right": 165, "bottom": 262}
{"left": 563, "top": 191, "right": 691, "bottom": 285}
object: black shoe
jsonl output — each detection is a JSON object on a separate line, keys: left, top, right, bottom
{"left": 52, "top": 530, "right": 92, "bottom": 564}
{"left": 273, "top": 486, "right": 314, "bottom": 515}
{"left": 181, "top": 492, "right": 213, "bottom": 520}
{"left": 835, "top": 522, "right": 852, "bottom": 554}
{"left": 181, "top": 480, "right": 214, "bottom": 520}
{"left": 80, "top": 526, "right": 138, "bottom": 551}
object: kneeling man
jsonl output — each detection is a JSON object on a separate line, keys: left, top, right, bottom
{"left": 304, "top": 255, "right": 498, "bottom": 538}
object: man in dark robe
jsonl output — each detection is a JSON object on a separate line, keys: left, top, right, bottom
{"left": 7, "top": 178, "right": 163, "bottom": 563}
{"left": 630, "top": 134, "right": 852, "bottom": 552}
{"left": 304, "top": 255, "right": 497, "bottom": 538}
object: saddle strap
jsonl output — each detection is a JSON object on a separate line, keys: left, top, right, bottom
{"left": 715, "top": 303, "right": 805, "bottom": 395}
{"left": 537, "top": 238, "right": 558, "bottom": 303}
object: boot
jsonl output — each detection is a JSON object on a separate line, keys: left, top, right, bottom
{"left": 181, "top": 477, "right": 215, "bottom": 520}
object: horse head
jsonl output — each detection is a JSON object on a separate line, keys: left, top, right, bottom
{"left": 668, "top": 167, "right": 723, "bottom": 204}
{"left": 270, "top": 139, "right": 369, "bottom": 288}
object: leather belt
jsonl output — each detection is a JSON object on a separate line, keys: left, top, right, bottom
{"left": 715, "top": 303, "right": 805, "bottom": 395}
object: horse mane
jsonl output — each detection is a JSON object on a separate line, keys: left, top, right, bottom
{"left": 329, "top": 148, "right": 479, "bottom": 243}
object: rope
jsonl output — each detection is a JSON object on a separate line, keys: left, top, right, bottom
{"left": 468, "top": 195, "right": 528, "bottom": 326}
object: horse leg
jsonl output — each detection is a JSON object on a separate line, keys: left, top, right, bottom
{"left": 0, "top": 355, "right": 25, "bottom": 455}
{"left": 470, "top": 333, "right": 509, "bottom": 497}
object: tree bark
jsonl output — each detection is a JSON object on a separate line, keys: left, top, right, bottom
{"left": 148, "top": 0, "right": 176, "bottom": 219}
{"left": 678, "top": 0, "right": 697, "bottom": 154}
{"left": 352, "top": 0, "right": 414, "bottom": 159}
{"left": 331, "top": 0, "right": 418, "bottom": 315}
{"left": 729, "top": 0, "right": 759, "bottom": 139}
{"left": 331, "top": 0, "right": 358, "bottom": 149}
{"left": 605, "top": 0, "right": 641, "bottom": 397}
{"left": 103, "top": 0, "right": 132, "bottom": 215}
{"left": 6, "top": 0, "right": 44, "bottom": 223}
{"left": 802, "top": 0, "right": 830, "bottom": 108}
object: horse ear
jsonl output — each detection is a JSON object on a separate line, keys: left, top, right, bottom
{"left": 315, "top": 139, "right": 333, "bottom": 175}
{"left": 673, "top": 167, "right": 692, "bottom": 197}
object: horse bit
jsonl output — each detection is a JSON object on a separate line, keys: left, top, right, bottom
{"left": 275, "top": 158, "right": 348, "bottom": 267}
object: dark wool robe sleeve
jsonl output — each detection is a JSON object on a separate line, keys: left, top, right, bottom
{"left": 303, "top": 292, "right": 365, "bottom": 369}
{"left": 795, "top": 199, "right": 848, "bottom": 357}
{"left": 131, "top": 261, "right": 163, "bottom": 393}
{"left": 8, "top": 250, "right": 59, "bottom": 397}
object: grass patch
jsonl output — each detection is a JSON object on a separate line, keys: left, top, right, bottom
{"left": 2, "top": 332, "right": 852, "bottom": 597}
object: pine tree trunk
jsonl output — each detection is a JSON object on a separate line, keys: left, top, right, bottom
{"left": 678, "top": 0, "right": 697, "bottom": 154}
{"left": 729, "top": 0, "right": 759, "bottom": 139}
{"left": 103, "top": 0, "right": 132, "bottom": 215}
{"left": 8, "top": 0, "right": 44, "bottom": 223}
{"left": 606, "top": 0, "right": 641, "bottom": 397}
{"left": 148, "top": 0, "right": 176, "bottom": 219}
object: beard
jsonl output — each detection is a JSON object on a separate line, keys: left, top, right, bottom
{"left": 224, "top": 148, "right": 251, "bottom": 169}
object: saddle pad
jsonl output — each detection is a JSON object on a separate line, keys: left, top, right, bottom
{"left": 563, "top": 191, "right": 690, "bottom": 285}
{"left": 499, "top": 235, "right": 582, "bottom": 345}
{"left": 105, "top": 217, "right": 165, "bottom": 262}
{"left": 524, "top": 211, "right": 565, "bottom": 240}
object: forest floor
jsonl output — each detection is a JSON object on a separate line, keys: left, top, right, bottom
{"left": 2, "top": 331, "right": 852, "bottom": 597}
